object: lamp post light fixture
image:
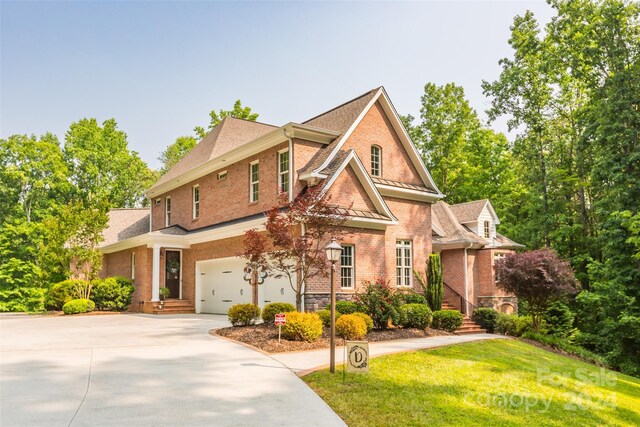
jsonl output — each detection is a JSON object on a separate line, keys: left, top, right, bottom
{"left": 324, "top": 238, "right": 342, "bottom": 374}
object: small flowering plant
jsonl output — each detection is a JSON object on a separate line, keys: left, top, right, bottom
{"left": 354, "top": 278, "right": 401, "bottom": 329}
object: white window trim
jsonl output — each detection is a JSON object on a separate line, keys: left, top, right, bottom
{"left": 278, "top": 149, "right": 289, "bottom": 194}
{"left": 192, "top": 184, "right": 200, "bottom": 220}
{"left": 165, "top": 196, "right": 171, "bottom": 227}
{"left": 484, "top": 221, "right": 490, "bottom": 239}
{"left": 340, "top": 244, "right": 355, "bottom": 288}
{"left": 371, "top": 145, "right": 381, "bottom": 177}
{"left": 249, "top": 161, "right": 259, "bottom": 203}
{"left": 396, "top": 240, "right": 412, "bottom": 287}
{"left": 131, "top": 252, "right": 136, "bottom": 280}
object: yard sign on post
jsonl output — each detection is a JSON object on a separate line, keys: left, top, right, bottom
{"left": 346, "top": 341, "right": 369, "bottom": 373}
{"left": 275, "top": 313, "right": 286, "bottom": 343}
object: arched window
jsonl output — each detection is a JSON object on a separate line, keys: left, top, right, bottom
{"left": 371, "top": 145, "right": 381, "bottom": 177}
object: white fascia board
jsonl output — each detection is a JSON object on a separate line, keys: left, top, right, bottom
{"left": 314, "top": 88, "right": 383, "bottom": 173}
{"left": 146, "top": 125, "right": 338, "bottom": 198}
{"left": 484, "top": 200, "right": 500, "bottom": 225}
{"left": 185, "top": 217, "right": 266, "bottom": 246}
{"left": 320, "top": 150, "right": 397, "bottom": 221}
{"left": 100, "top": 218, "right": 267, "bottom": 254}
{"left": 377, "top": 88, "right": 443, "bottom": 196}
{"left": 285, "top": 123, "right": 340, "bottom": 144}
{"left": 99, "top": 234, "right": 151, "bottom": 254}
{"left": 433, "top": 240, "right": 485, "bottom": 251}
{"left": 376, "top": 183, "right": 444, "bottom": 203}
{"left": 345, "top": 216, "right": 397, "bottom": 230}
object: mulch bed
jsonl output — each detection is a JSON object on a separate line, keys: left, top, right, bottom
{"left": 214, "top": 323, "right": 452, "bottom": 353}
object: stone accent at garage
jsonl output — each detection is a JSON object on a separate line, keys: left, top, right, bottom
{"left": 304, "top": 293, "right": 356, "bottom": 311}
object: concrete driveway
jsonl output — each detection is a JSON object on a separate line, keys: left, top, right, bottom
{"left": 0, "top": 314, "right": 345, "bottom": 427}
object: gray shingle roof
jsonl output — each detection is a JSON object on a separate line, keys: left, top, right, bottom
{"left": 448, "top": 199, "right": 489, "bottom": 223}
{"left": 301, "top": 88, "right": 380, "bottom": 175}
{"left": 99, "top": 209, "right": 150, "bottom": 247}
{"left": 150, "top": 117, "right": 277, "bottom": 191}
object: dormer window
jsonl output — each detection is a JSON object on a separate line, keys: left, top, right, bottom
{"left": 371, "top": 145, "right": 381, "bottom": 177}
{"left": 484, "top": 221, "right": 490, "bottom": 238}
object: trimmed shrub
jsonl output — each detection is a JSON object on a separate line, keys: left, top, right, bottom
{"left": 335, "top": 314, "right": 368, "bottom": 340}
{"left": 496, "top": 313, "right": 535, "bottom": 337}
{"left": 473, "top": 308, "right": 499, "bottom": 333}
{"left": 432, "top": 310, "right": 463, "bottom": 332}
{"left": 91, "top": 277, "right": 134, "bottom": 311}
{"left": 354, "top": 279, "right": 401, "bottom": 329}
{"left": 46, "top": 279, "right": 87, "bottom": 311}
{"left": 400, "top": 304, "right": 433, "bottom": 329}
{"left": 543, "top": 301, "right": 575, "bottom": 338}
{"left": 352, "top": 312, "right": 374, "bottom": 332}
{"left": 317, "top": 309, "right": 342, "bottom": 327}
{"left": 227, "top": 303, "right": 261, "bottom": 326}
{"left": 335, "top": 301, "right": 360, "bottom": 314}
{"left": 62, "top": 298, "right": 95, "bottom": 315}
{"left": 281, "top": 312, "right": 323, "bottom": 342}
{"left": 262, "top": 302, "right": 296, "bottom": 323}
{"left": 398, "top": 292, "right": 427, "bottom": 305}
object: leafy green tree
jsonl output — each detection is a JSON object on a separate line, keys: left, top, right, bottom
{"left": 64, "top": 118, "right": 158, "bottom": 208}
{"left": 0, "top": 134, "right": 69, "bottom": 223}
{"left": 194, "top": 99, "right": 259, "bottom": 139}
{"left": 158, "top": 136, "right": 197, "bottom": 174}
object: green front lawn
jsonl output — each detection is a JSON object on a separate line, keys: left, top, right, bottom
{"left": 304, "top": 340, "right": 640, "bottom": 426}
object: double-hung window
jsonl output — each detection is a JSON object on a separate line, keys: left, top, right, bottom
{"left": 278, "top": 150, "right": 289, "bottom": 193}
{"left": 192, "top": 185, "right": 200, "bottom": 219}
{"left": 250, "top": 161, "right": 259, "bottom": 202}
{"left": 396, "top": 240, "right": 412, "bottom": 287}
{"left": 371, "top": 145, "right": 381, "bottom": 177}
{"left": 340, "top": 245, "right": 354, "bottom": 288}
{"left": 131, "top": 252, "right": 136, "bottom": 280}
{"left": 165, "top": 196, "right": 171, "bottom": 226}
{"left": 484, "top": 221, "right": 490, "bottom": 238}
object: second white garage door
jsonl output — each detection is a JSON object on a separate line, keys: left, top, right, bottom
{"left": 196, "top": 257, "right": 297, "bottom": 314}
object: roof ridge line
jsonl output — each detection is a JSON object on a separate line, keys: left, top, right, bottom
{"left": 302, "top": 87, "right": 381, "bottom": 124}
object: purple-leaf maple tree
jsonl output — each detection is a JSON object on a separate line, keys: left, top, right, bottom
{"left": 243, "top": 187, "right": 350, "bottom": 310}
{"left": 494, "top": 248, "right": 579, "bottom": 331}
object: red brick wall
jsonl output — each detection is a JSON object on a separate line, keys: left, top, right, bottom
{"left": 342, "top": 102, "right": 423, "bottom": 185}
{"left": 326, "top": 165, "right": 378, "bottom": 212}
{"left": 151, "top": 142, "right": 289, "bottom": 231}
{"left": 293, "top": 138, "right": 323, "bottom": 195}
{"left": 477, "top": 249, "right": 514, "bottom": 297}
{"left": 101, "top": 245, "right": 151, "bottom": 311}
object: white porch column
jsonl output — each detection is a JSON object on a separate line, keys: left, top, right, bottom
{"left": 151, "top": 244, "right": 161, "bottom": 301}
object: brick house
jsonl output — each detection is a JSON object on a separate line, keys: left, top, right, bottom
{"left": 98, "top": 87, "right": 518, "bottom": 315}
{"left": 432, "top": 199, "right": 523, "bottom": 314}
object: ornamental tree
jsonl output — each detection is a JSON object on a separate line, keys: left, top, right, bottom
{"left": 494, "top": 249, "right": 579, "bottom": 331}
{"left": 243, "top": 187, "right": 349, "bottom": 311}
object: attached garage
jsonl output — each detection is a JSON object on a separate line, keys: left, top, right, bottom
{"left": 195, "top": 257, "right": 297, "bottom": 314}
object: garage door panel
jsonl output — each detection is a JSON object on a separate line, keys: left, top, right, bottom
{"left": 198, "top": 257, "right": 297, "bottom": 314}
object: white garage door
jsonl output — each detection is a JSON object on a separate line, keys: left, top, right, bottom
{"left": 196, "top": 257, "right": 297, "bottom": 314}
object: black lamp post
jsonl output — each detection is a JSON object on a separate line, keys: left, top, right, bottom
{"left": 324, "top": 238, "right": 342, "bottom": 374}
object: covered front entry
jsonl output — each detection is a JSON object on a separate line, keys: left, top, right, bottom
{"left": 165, "top": 249, "right": 182, "bottom": 298}
{"left": 195, "top": 257, "right": 297, "bottom": 314}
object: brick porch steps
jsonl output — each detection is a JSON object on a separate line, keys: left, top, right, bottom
{"left": 439, "top": 299, "right": 487, "bottom": 335}
{"left": 151, "top": 299, "right": 195, "bottom": 315}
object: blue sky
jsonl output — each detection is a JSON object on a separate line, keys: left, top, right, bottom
{"left": 1, "top": 1, "right": 553, "bottom": 169}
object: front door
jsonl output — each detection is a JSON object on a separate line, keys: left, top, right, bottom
{"left": 165, "top": 250, "right": 181, "bottom": 299}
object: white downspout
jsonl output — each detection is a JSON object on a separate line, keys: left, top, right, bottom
{"left": 300, "top": 222, "right": 306, "bottom": 312}
{"left": 283, "top": 128, "right": 294, "bottom": 203}
{"left": 151, "top": 243, "right": 161, "bottom": 302}
{"left": 463, "top": 242, "right": 473, "bottom": 315}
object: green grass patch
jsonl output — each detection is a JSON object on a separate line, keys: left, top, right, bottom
{"left": 304, "top": 340, "right": 640, "bottom": 426}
